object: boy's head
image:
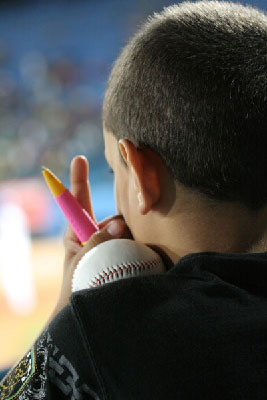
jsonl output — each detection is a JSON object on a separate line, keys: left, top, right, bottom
{"left": 102, "top": 1, "right": 267, "bottom": 262}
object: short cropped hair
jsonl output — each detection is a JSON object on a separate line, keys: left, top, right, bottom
{"left": 102, "top": 1, "right": 267, "bottom": 211}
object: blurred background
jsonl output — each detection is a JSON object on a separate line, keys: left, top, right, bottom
{"left": 0, "top": 0, "right": 266, "bottom": 371}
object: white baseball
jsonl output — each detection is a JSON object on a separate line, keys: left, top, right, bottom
{"left": 72, "top": 238, "right": 165, "bottom": 292}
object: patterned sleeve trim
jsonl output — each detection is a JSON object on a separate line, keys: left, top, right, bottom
{"left": 0, "top": 329, "right": 99, "bottom": 400}
{"left": 0, "top": 329, "right": 48, "bottom": 400}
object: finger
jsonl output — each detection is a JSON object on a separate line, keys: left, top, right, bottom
{"left": 98, "top": 215, "right": 133, "bottom": 240}
{"left": 64, "top": 214, "right": 124, "bottom": 246}
{"left": 70, "top": 155, "right": 97, "bottom": 224}
{"left": 63, "top": 230, "right": 82, "bottom": 253}
{"left": 64, "top": 224, "right": 81, "bottom": 245}
{"left": 98, "top": 214, "right": 124, "bottom": 228}
{"left": 73, "top": 219, "right": 126, "bottom": 266}
{"left": 64, "top": 156, "right": 97, "bottom": 245}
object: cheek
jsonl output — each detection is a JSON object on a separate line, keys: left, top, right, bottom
{"left": 114, "top": 177, "right": 120, "bottom": 214}
{"left": 115, "top": 172, "right": 140, "bottom": 237}
{"left": 114, "top": 170, "right": 129, "bottom": 218}
{"left": 114, "top": 174, "right": 122, "bottom": 215}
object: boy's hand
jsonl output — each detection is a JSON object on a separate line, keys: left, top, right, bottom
{"left": 54, "top": 155, "right": 133, "bottom": 317}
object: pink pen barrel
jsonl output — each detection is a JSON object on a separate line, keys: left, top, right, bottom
{"left": 56, "top": 189, "right": 99, "bottom": 243}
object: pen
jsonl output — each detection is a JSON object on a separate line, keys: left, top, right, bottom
{"left": 42, "top": 166, "right": 99, "bottom": 246}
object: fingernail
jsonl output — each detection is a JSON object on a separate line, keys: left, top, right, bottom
{"left": 107, "top": 220, "right": 122, "bottom": 236}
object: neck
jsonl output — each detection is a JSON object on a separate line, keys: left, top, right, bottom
{"left": 149, "top": 193, "right": 267, "bottom": 270}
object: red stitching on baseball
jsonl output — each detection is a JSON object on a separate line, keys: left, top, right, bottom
{"left": 104, "top": 271, "right": 110, "bottom": 281}
{"left": 96, "top": 277, "right": 102, "bottom": 285}
{"left": 89, "top": 258, "right": 159, "bottom": 287}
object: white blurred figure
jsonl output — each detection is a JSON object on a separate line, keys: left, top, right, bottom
{"left": 0, "top": 202, "right": 36, "bottom": 315}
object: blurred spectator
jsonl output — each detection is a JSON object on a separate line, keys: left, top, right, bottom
{"left": 0, "top": 202, "right": 36, "bottom": 315}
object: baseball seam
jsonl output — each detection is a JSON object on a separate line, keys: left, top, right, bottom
{"left": 89, "top": 258, "right": 160, "bottom": 288}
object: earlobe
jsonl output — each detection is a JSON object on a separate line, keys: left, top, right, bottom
{"left": 137, "top": 191, "right": 147, "bottom": 215}
{"left": 137, "top": 190, "right": 157, "bottom": 215}
{"left": 137, "top": 168, "right": 161, "bottom": 216}
{"left": 140, "top": 165, "right": 161, "bottom": 215}
{"left": 137, "top": 192, "right": 143, "bottom": 207}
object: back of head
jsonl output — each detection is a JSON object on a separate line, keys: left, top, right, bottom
{"left": 102, "top": 1, "right": 267, "bottom": 212}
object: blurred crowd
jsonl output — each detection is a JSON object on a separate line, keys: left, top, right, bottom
{"left": 0, "top": 0, "right": 177, "bottom": 238}
{"left": 0, "top": 0, "right": 266, "bottom": 182}
{"left": 0, "top": 45, "right": 104, "bottom": 181}
{"left": 0, "top": 0, "right": 191, "bottom": 183}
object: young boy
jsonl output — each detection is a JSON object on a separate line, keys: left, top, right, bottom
{"left": 1, "top": 1, "right": 267, "bottom": 398}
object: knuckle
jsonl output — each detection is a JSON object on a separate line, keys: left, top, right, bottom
{"left": 98, "top": 215, "right": 123, "bottom": 228}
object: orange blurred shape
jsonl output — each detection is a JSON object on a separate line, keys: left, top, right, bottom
{"left": 0, "top": 178, "right": 51, "bottom": 232}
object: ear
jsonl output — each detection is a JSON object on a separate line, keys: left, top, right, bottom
{"left": 118, "top": 139, "right": 131, "bottom": 165}
{"left": 137, "top": 162, "right": 161, "bottom": 215}
{"left": 118, "top": 139, "right": 161, "bottom": 215}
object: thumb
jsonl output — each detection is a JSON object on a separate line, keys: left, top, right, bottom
{"left": 72, "top": 219, "right": 128, "bottom": 269}
{"left": 86, "top": 219, "right": 125, "bottom": 249}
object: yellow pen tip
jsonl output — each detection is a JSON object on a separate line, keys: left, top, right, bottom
{"left": 42, "top": 167, "right": 66, "bottom": 197}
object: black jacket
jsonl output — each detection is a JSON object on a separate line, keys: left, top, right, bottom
{"left": 1, "top": 251, "right": 267, "bottom": 399}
